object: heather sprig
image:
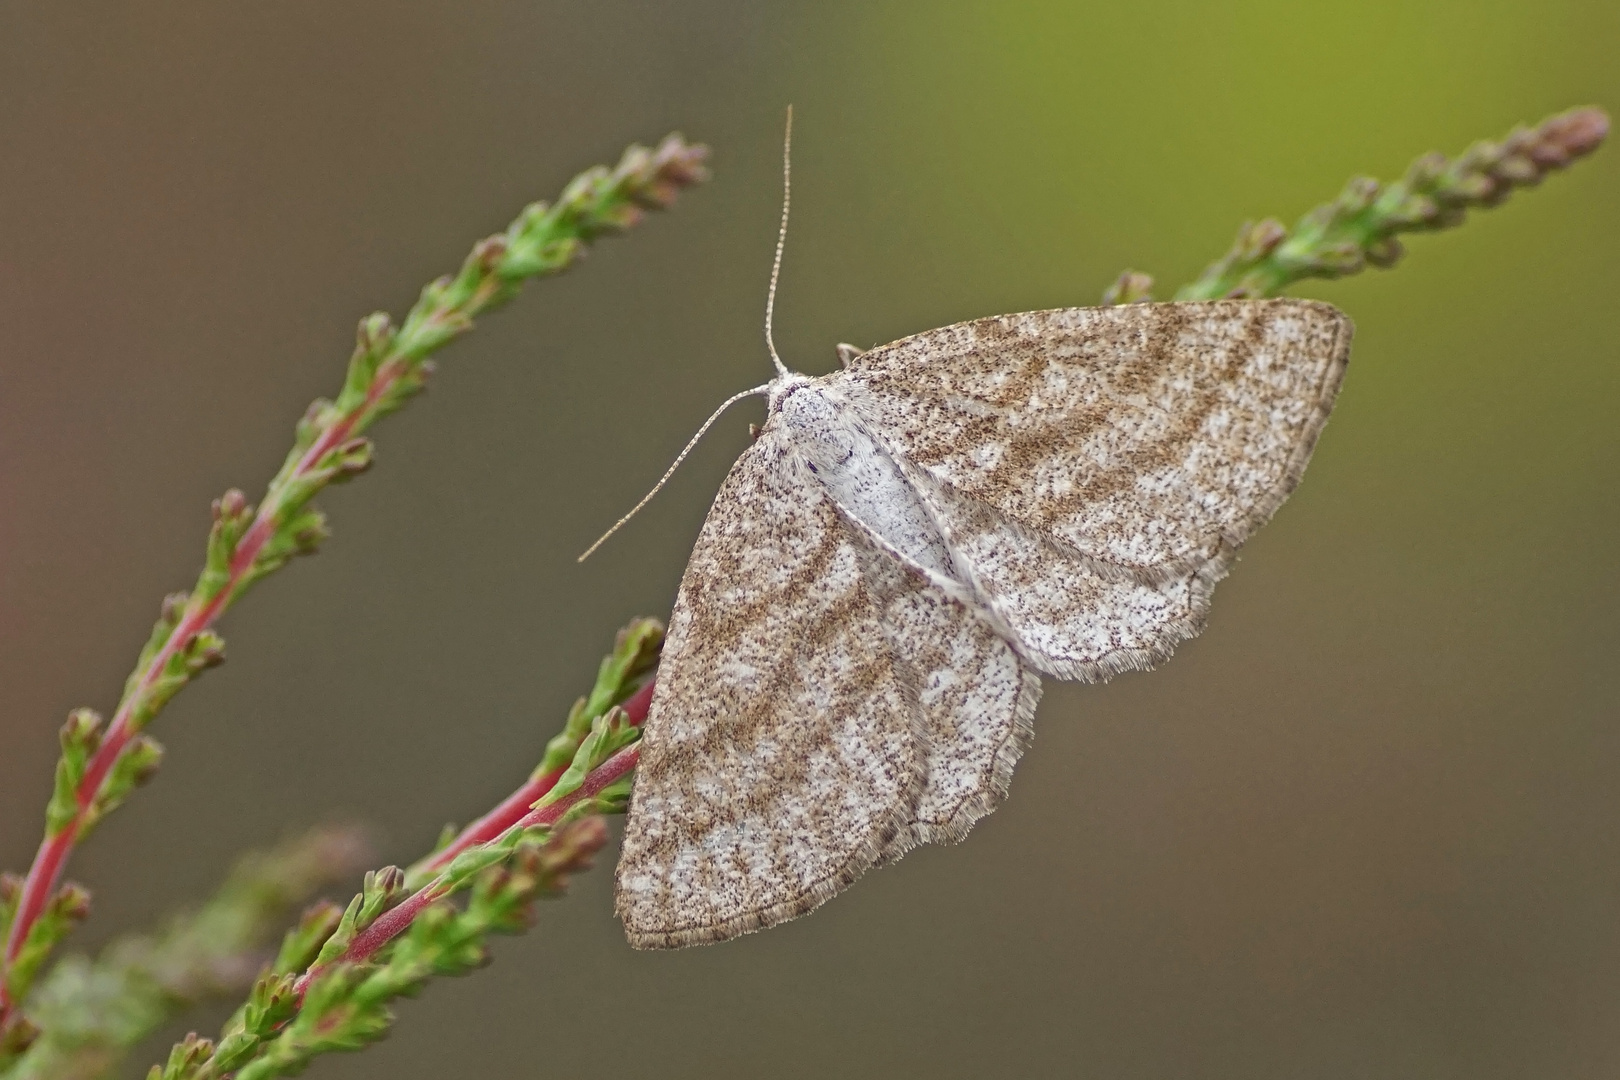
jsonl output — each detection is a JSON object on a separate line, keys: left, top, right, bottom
{"left": 205, "top": 821, "right": 611, "bottom": 1080}
{"left": 0, "top": 887, "right": 88, "bottom": 1034}
{"left": 0, "top": 133, "right": 708, "bottom": 1051}
{"left": 143, "top": 621, "right": 652, "bottom": 1080}
{"left": 537, "top": 619, "right": 662, "bottom": 785}
{"left": 1103, "top": 106, "right": 1608, "bottom": 303}
{"left": 307, "top": 681, "right": 647, "bottom": 992}
{"left": 5, "top": 828, "right": 367, "bottom": 1080}
{"left": 401, "top": 616, "right": 660, "bottom": 894}
{"left": 210, "top": 819, "right": 608, "bottom": 1080}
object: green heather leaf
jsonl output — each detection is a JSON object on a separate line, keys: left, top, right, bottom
{"left": 151, "top": 1032, "right": 214, "bottom": 1080}
{"left": 393, "top": 309, "right": 472, "bottom": 359}
{"left": 313, "top": 867, "right": 406, "bottom": 968}
{"left": 311, "top": 892, "right": 368, "bottom": 967}
{"left": 320, "top": 438, "right": 375, "bottom": 485}
{"left": 289, "top": 397, "right": 335, "bottom": 456}
{"left": 84, "top": 735, "right": 164, "bottom": 832}
{"left": 128, "top": 593, "right": 189, "bottom": 680}
{"left": 273, "top": 900, "right": 344, "bottom": 976}
{"left": 336, "top": 313, "right": 394, "bottom": 412}
{"left": 7, "top": 885, "right": 91, "bottom": 1003}
{"left": 538, "top": 617, "right": 662, "bottom": 778}
{"left": 440, "top": 833, "right": 521, "bottom": 889}
{"left": 45, "top": 710, "right": 102, "bottom": 836}
{"left": 549, "top": 707, "right": 640, "bottom": 806}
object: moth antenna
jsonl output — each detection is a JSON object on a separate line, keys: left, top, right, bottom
{"left": 764, "top": 105, "right": 793, "bottom": 378}
{"left": 577, "top": 383, "right": 772, "bottom": 562}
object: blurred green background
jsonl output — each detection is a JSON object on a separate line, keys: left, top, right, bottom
{"left": 1, "top": 2, "right": 1616, "bottom": 1077}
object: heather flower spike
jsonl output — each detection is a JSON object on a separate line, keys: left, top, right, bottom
{"left": 0, "top": 133, "right": 708, "bottom": 1061}
{"left": 7, "top": 828, "right": 367, "bottom": 1079}
{"left": 1107, "top": 106, "right": 1609, "bottom": 304}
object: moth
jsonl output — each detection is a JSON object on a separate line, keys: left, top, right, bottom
{"left": 603, "top": 123, "right": 1353, "bottom": 950}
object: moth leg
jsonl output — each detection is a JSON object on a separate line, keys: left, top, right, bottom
{"left": 835, "top": 342, "right": 866, "bottom": 368}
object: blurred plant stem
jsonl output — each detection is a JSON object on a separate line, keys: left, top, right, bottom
{"left": 1103, "top": 105, "right": 1608, "bottom": 304}
{"left": 142, "top": 622, "right": 657, "bottom": 1080}
{"left": 0, "top": 134, "right": 709, "bottom": 1062}
{"left": 4, "top": 830, "right": 368, "bottom": 1080}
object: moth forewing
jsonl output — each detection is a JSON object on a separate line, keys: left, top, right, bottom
{"left": 837, "top": 299, "right": 1353, "bottom": 581}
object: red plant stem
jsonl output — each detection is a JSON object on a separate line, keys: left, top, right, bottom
{"left": 294, "top": 742, "right": 642, "bottom": 996}
{"left": 411, "top": 678, "right": 655, "bottom": 881}
{"left": 620, "top": 677, "right": 655, "bottom": 723}
{"left": 0, "top": 358, "right": 413, "bottom": 1020}
{"left": 415, "top": 780, "right": 562, "bottom": 880}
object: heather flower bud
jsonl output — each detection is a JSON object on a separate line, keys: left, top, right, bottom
{"left": 123, "top": 735, "right": 165, "bottom": 786}
{"left": 52, "top": 881, "right": 92, "bottom": 922}
{"left": 1364, "top": 237, "right": 1404, "bottom": 268}
{"left": 60, "top": 707, "right": 103, "bottom": 753}
{"left": 214, "top": 489, "right": 249, "bottom": 523}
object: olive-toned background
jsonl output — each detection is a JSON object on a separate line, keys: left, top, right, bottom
{"left": 2, "top": 3, "right": 1616, "bottom": 1077}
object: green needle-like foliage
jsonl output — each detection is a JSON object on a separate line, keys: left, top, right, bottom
{"left": 140, "top": 619, "right": 653, "bottom": 1080}
{"left": 1102, "top": 106, "right": 1608, "bottom": 304}
{"left": 536, "top": 618, "right": 662, "bottom": 783}
{"left": 6, "top": 829, "right": 366, "bottom": 1080}
{"left": 0, "top": 889, "right": 90, "bottom": 1021}
{"left": 146, "top": 820, "right": 609, "bottom": 1080}
{"left": 0, "top": 133, "right": 708, "bottom": 1058}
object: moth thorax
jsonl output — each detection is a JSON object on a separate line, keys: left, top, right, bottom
{"left": 775, "top": 384, "right": 956, "bottom": 579}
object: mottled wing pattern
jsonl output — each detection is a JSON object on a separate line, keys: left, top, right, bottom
{"left": 615, "top": 428, "right": 925, "bottom": 949}
{"left": 900, "top": 463, "right": 1212, "bottom": 681}
{"left": 853, "top": 545, "right": 1041, "bottom": 859}
{"left": 839, "top": 299, "right": 1352, "bottom": 581}
{"left": 618, "top": 298, "right": 1354, "bottom": 948}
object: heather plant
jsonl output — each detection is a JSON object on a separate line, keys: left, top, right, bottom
{"left": 0, "top": 107, "right": 1605, "bottom": 1080}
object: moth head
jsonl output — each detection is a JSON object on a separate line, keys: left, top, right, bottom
{"left": 765, "top": 372, "right": 814, "bottom": 413}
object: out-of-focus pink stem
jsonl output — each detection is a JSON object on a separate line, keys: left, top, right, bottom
{"left": 620, "top": 678, "right": 655, "bottom": 725}
{"left": 0, "top": 360, "right": 411, "bottom": 1021}
{"left": 295, "top": 742, "right": 641, "bottom": 996}
{"left": 410, "top": 678, "right": 654, "bottom": 882}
